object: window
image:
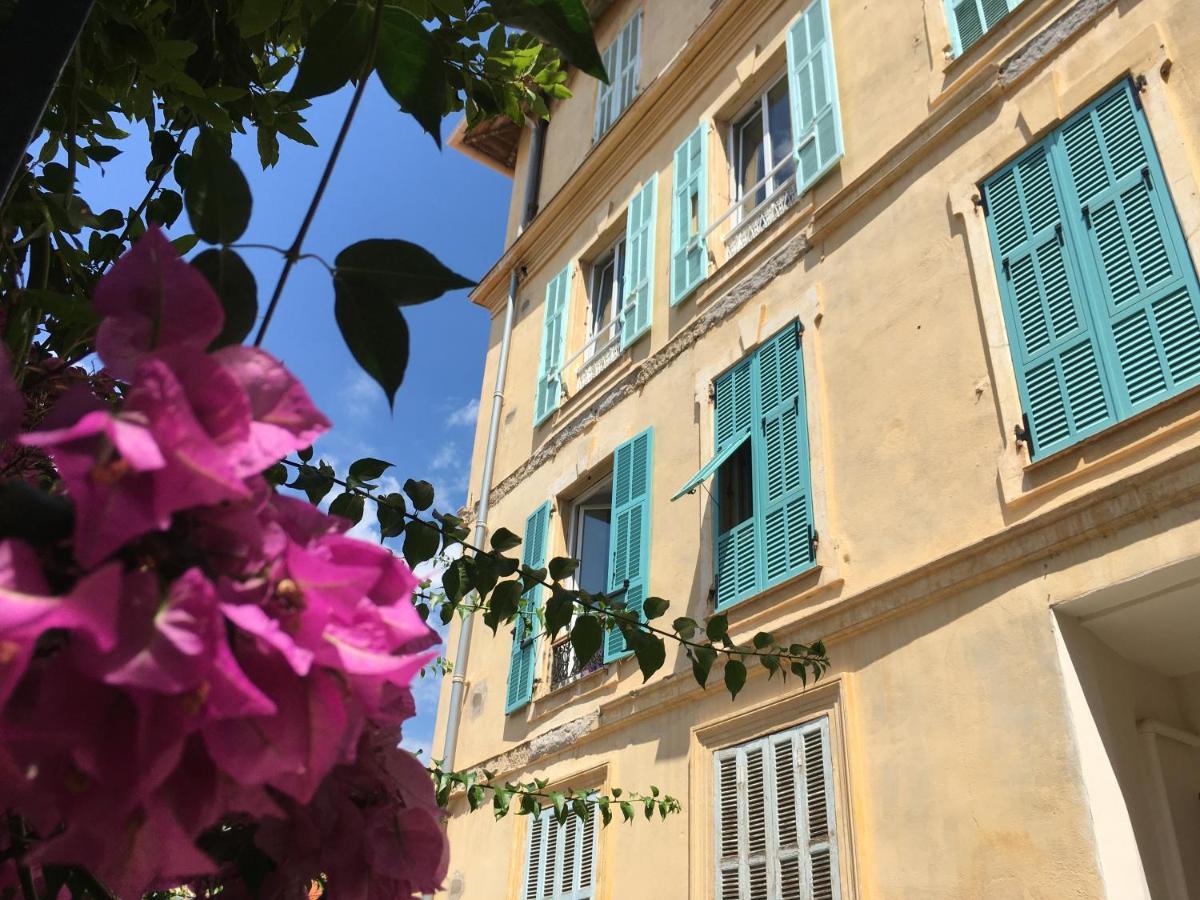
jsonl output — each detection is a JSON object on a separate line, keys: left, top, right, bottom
{"left": 945, "top": 0, "right": 1024, "bottom": 56}
{"left": 983, "top": 80, "right": 1200, "bottom": 459}
{"left": 535, "top": 266, "right": 572, "bottom": 426}
{"left": 586, "top": 238, "right": 625, "bottom": 361}
{"left": 603, "top": 428, "right": 653, "bottom": 661}
{"left": 714, "top": 719, "right": 840, "bottom": 900}
{"left": 594, "top": 11, "right": 641, "bottom": 141}
{"left": 671, "top": 123, "right": 709, "bottom": 305}
{"left": 786, "top": 0, "right": 842, "bottom": 195}
{"left": 671, "top": 322, "right": 815, "bottom": 608}
{"left": 506, "top": 501, "right": 551, "bottom": 713}
{"left": 731, "top": 76, "right": 795, "bottom": 223}
{"left": 550, "top": 484, "right": 610, "bottom": 690}
{"left": 522, "top": 802, "right": 599, "bottom": 899}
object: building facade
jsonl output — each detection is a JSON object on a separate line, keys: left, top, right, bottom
{"left": 434, "top": 0, "right": 1200, "bottom": 896}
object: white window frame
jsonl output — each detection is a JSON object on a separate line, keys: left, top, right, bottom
{"left": 521, "top": 799, "right": 601, "bottom": 899}
{"left": 585, "top": 236, "right": 626, "bottom": 362}
{"left": 727, "top": 73, "right": 795, "bottom": 227}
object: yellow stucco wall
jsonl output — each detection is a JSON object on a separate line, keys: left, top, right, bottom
{"left": 439, "top": 0, "right": 1200, "bottom": 896}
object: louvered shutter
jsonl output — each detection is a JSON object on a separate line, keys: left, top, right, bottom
{"left": 604, "top": 428, "right": 653, "bottom": 661}
{"left": 535, "top": 267, "right": 572, "bottom": 425}
{"left": 506, "top": 501, "right": 551, "bottom": 713}
{"left": 714, "top": 360, "right": 758, "bottom": 608}
{"left": 786, "top": 0, "right": 843, "bottom": 196}
{"left": 593, "top": 12, "right": 641, "bottom": 141}
{"left": 1057, "top": 82, "right": 1200, "bottom": 415}
{"left": 984, "top": 144, "right": 1117, "bottom": 457}
{"left": 713, "top": 719, "right": 839, "bottom": 900}
{"left": 523, "top": 804, "right": 600, "bottom": 900}
{"left": 754, "top": 322, "right": 815, "bottom": 586}
{"left": 945, "top": 0, "right": 1021, "bottom": 55}
{"left": 671, "top": 123, "right": 709, "bottom": 304}
{"left": 621, "top": 174, "right": 658, "bottom": 349}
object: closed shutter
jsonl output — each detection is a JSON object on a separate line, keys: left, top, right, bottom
{"left": 713, "top": 719, "right": 839, "bottom": 900}
{"left": 1058, "top": 82, "right": 1200, "bottom": 414}
{"left": 671, "top": 123, "right": 709, "bottom": 304}
{"left": 945, "top": 0, "right": 1021, "bottom": 55}
{"left": 535, "top": 266, "right": 572, "bottom": 425}
{"left": 621, "top": 174, "right": 658, "bottom": 349}
{"left": 984, "top": 143, "right": 1116, "bottom": 457}
{"left": 604, "top": 428, "right": 653, "bottom": 661}
{"left": 506, "top": 501, "right": 551, "bottom": 713}
{"left": 786, "top": 0, "right": 843, "bottom": 196}
{"left": 755, "top": 322, "right": 815, "bottom": 586}
{"left": 522, "top": 804, "right": 601, "bottom": 899}
{"left": 593, "top": 12, "right": 641, "bottom": 141}
{"left": 714, "top": 360, "right": 758, "bottom": 608}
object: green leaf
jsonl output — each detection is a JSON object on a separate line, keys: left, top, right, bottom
{"left": 569, "top": 615, "right": 602, "bottom": 666}
{"left": 83, "top": 145, "right": 121, "bottom": 163}
{"left": 292, "top": 0, "right": 373, "bottom": 99}
{"left": 572, "top": 796, "right": 588, "bottom": 823}
{"left": 185, "top": 132, "right": 252, "bottom": 244}
{"left": 291, "top": 462, "right": 335, "bottom": 505}
{"left": 489, "top": 527, "right": 522, "bottom": 552}
{"left": 442, "top": 559, "right": 465, "bottom": 603}
{"left": 643, "top": 597, "right": 669, "bottom": 620}
{"left": 630, "top": 632, "right": 665, "bottom": 682}
{"left": 298, "top": 446, "right": 314, "bottom": 463}
{"left": 547, "top": 556, "right": 577, "bottom": 582}
{"left": 263, "top": 462, "right": 288, "bottom": 486}
{"left": 349, "top": 457, "right": 394, "bottom": 482}
{"left": 549, "top": 792, "right": 566, "bottom": 824}
{"left": 193, "top": 248, "right": 258, "bottom": 349}
{"left": 705, "top": 614, "right": 728, "bottom": 643}
{"left": 238, "top": 0, "right": 285, "bottom": 36}
{"left": 544, "top": 585, "right": 574, "bottom": 637}
{"left": 492, "top": 787, "right": 512, "bottom": 819}
{"left": 172, "top": 234, "right": 201, "bottom": 256}
{"left": 673, "top": 616, "right": 697, "bottom": 639}
{"left": 329, "top": 491, "right": 365, "bottom": 524}
{"left": 335, "top": 239, "right": 474, "bottom": 308}
{"left": 724, "top": 659, "right": 747, "bottom": 700}
{"left": 376, "top": 7, "right": 447, "bottom": 145}
{"left": 489, "top": 0, "right": 606, "bottom": 81}
{"left": 403, "top": 520, "right": 440, "bottom": 567}
{"left": 619, "top": 800, "right": 634, "bottom": 824}
{"left": 146, "top": 189, "right": 184, "bottom": 227}
{"left": 598, "top": 796, "right": 612, "bottom": 826}
{"left": 487, "top": 580, "right": 523, "bottom": 631}
{"left": 377, "top": 493, "right": 407, "bottom": 539}
{"left": 692, "top": 645, "right": 717, "bottom": 688}
{"left": 334, "top": 291, "right": 410, "bottom": 407}
{"left": 404, "top": 478, "right": 435, "bottom": 511}
{"left": 753, "top": 631, "right": 773, "bottom": 650}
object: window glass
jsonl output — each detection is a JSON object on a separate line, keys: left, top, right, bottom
{"left": 767, "top": 79, "right": 794, "bottom": 185}
{"left": 732, "top": 75, "right": 793, "bottom": 222}
{"left": 576, "top": 504, "right": 611, "bottom": 595}
{"left": 716, "top": 440, "right": 754, "bottom": 534}
{"left": 587, "top": 238, "right": 625, "bottom": 354}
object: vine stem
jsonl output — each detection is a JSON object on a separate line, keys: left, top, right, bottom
{"left": 253, "top": 0, "right": 385, "bottom": 348}
{"left": 277, "top": 459, "right": 827, "bottom": 668}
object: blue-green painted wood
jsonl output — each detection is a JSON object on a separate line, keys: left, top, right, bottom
{"left": 785, "top": 0, "right": 843, "bottom": 196}
{"left": 621, "top": 174, "right": 657, "bottom": 349}
{"left": 671, "top": 431, "right": 749, "bottom": 501}
{"left": 506, "top": 500, "right": 551, "bottom": 713}
{"left": 604, "top": 428, "right": 653, "bottom": 662}
{"left": 944, "top": 0, "right": 1022, "bottom": 56}
{"left": 593, "top": 11, "right": 642, "bottom": 141}
{"left": 670, "top": 123, "right": 709, "bottom": 305}
{"left": 534, "top": 266, "right": 572, "bottom": 426}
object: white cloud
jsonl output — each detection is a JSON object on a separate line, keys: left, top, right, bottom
{"left": 342, "top": 371, "right": 379, "bottom": 421}
{"left": 446, "top": 398, "right": 480, "bottom": 427}
{"left": 429, "top": 442, "right": 458, "bottom": 471}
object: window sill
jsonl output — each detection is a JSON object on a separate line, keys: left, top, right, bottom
{"left": 528, "top": 658, "right": 614, "bottom": 722}
{"left": 715, "top": 564, "right": 848, "bottom": 638}
{"left": 999, "top": 382, "right": 1200, "bottom": 508}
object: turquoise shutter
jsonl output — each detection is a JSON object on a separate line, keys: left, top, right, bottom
{"left": 1057, "top": 82, "right": 1200, "bottom": 415}
{"left": 535, "top": 267, "right": 572, "bottom": 425}
{"left": 945, "top": 0, "right": 1021, "bottom": 56}
{"left": 621, "top": 174, "right": 657, "bottom": 349}
{"left": 714, "top": 360, "right": 758, "bottom": 608}
{"left": 506, "top": 501, "right": 551, "bottom": 713}
{"left": 670, "top": 123, "right": 709, "bottom": 305}
{"left": 604, "top": 428, "right": 653, "bottom": 661}
{"left": 593, "top": 12, "right": 641, "bottom": 141}
{"left": 984, "top": 144, "right": 1117, "bottom": 457}
{"left": 786, "top": 0, "right": 843, "bottom": 195}
{"left": 754, "top": 322, "right": 815, "bottom": 586}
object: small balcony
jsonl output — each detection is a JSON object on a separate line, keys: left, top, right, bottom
{"left": 549, "top": 638, "right": 604, "bottom": 691}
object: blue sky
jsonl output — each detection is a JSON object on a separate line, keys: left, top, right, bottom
{"left": 76, "top": 78, "right": 513, "bottom": 758}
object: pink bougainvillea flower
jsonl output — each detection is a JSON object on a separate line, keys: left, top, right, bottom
{"left": 93, "top": 227, "right": 224, "bottom": 379}
{"left": 213, "top": 345, "right": 330, "bottom": 474}
{"left": 100, "top": 568, "right": 275, "bottom": 720}
{"left": 22, "top": 409, "right": 167, "bottom": 566}
{"left": 221, "top": 599, "right": 314, "bottom": 677}
{"left": 0, "top": 540, "right": 121, "bottom": 706}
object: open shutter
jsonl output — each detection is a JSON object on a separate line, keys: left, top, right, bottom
{"left": 984, "top": 143, "right": 1117, "bottom": 457}
{"left": 1058, "top": 82, "right": 1200, "bottom": 415}
{"left": 535, "top": 266, "right": 572, "bottom": 425}
{"left": 714, "top": 360, "right": 758, "bottom": 608}
{"left": 755, "top": 323, "right": 816, "bottom": 586}
{"left": 594, "top": 41, "right": 619, "bottom": 140}
{"left": 786, "top": 0, "right": 843, "bottom": 195}
{"left": 506, "top": 501, "right": 551, "bottom": 713}
{"left": 798, "top": 719, "right": 839, "bottom": 900}
{"left": 670, "top": 123, "right": 709, "bottom": 304}
{"left": 621, "top": 174, "right": 658, "bottom": 349}
{"left": 604, "top": 428, "right": 653, "bottom": 661}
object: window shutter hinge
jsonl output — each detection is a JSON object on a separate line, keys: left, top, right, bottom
{"left": 1055, "top": 223, "right": 1063, "bottom": 246}
{"left": 1015, "top": 412, "right": 1034, "bottom": 455}
{"left": 1132, "top": 73, "right": 1148, "bottom": 107}
{"left": 1141, "top": 165, "right": 1152, "bottom": 190}
{"left": 1082, "top": 205, "right": 1092, "bottom": 229}
{"left": 708, "top": 382, "right": 716, "bottom": 403}
{"left": 973, "top": 190, "right": 988, "bottom": 216}
{"left": 1002, "top": 258, "right": 1010, "bottom": 280}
